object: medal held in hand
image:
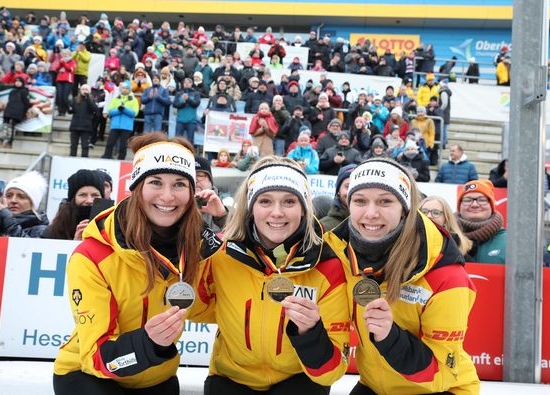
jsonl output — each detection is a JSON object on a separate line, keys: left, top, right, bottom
{"left": 166, "top": 281, "right": 196, "bottom": 309}
{"left": 267, "top": 275, "right": 294, "bottom": 302}
{"left": 352, "top": 277, "right": 381, "bottom": 306}
{"left": 150, "top": 246, "right": 196, "bottom": 310}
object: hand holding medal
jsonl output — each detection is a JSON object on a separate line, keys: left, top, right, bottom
{"left": 267, "top": 269, "right": 294, "bottom": 302}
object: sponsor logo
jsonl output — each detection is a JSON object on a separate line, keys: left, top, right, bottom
{"left": 71, "top": 289, "right": 82, "bottom": 306}
{"left": 106, "top": 352, "right": 138, "bottom": 372}
{"left": 428, "top": 329, "right": 465, "bottom": 341}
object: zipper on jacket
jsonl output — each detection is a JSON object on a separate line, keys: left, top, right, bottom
{"left": 261, "top": 281, "right": 265, "bottom": 300}
{"left": 164, "top": 285, "right": 167, "bottom": 305}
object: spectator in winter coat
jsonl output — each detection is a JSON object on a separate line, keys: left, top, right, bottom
{"left": 396, "top": 139, "right": 430, "bottom": 182}
{"left": 283, "top": 80, "right": 310, "bottom": 115}
{"left": 286, "top": 131, "right": 320, "bottom": 174}
{"left": 0, "top": 171, "right": 49, "bottom": 237}
{"left": 101, "top": 80, "right": 140, "bottom": 160}
{"left": 319, "top": 163, "right": 357, "bottom": 231}
{"left": 435, "top": 144, "right": 478, "bottom": 184}
{"left": 370, "top": 96, "right": 389, "bottom": 133}
{"left": 248, "top": 102, "right": 278, "bottom": 157}
{"left": 489, "top": 159, "right": 508, "bottom": 188}
{"left": 1, "top": 76, "right": 30, "bottom": 148}
{"left": 363, "top": 135, "right": 390, "bottom": 160}
{"left": 54, "top": 49, "right": 76, "bottom": 116}
{"left": 350, "top": 116, "right": 372, "bottom": 155}
{"left": 308, "top": 92, "right": 337, "bottom": 139}
{"left": 279, "top": 106, "right": 312, "bottom": 153}
{"left": 68, "top": 84, "right": 98, "bottom": 157}
{"left": 319, "top": 131, "right": 362, "bottom": 175}
{"left": 141, "top": 73, "right": 172, "bottom": 133}
{"left": 316, "top": 118, "right": 342, "bottom": 157}
{"left": 173, "top": 77, "right": 201, "bottom": 143}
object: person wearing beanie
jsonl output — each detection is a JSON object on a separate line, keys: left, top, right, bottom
{"left": 187, "top": 155, "right": 349, "bottom": 393}
{"left": 0, "top": 171, "right": 49, "bottom": 237}
{"left": 53, "top": 132, "right": 221, "bottom": 394}
{"left": 396, "top": 138, "right": 430, "bottom": 182}
{"left": 455, "top": 179, "right": 507, "bottom": 263}
{"left": 278, "top": 104, "right": 312, "bottom": 154}
{"left": 54, "top": 48, "right": 77, "bottom": 117}
{"left": 68, "top": 84, "right": 98, "bottom": 158}
{"left": 319, "top": 163, "right": 357, "bottom": 231}
{"left": 319, "top": 130, "right": 362, "bottom": 175}
{"left": 0, "top": 75, "right": 30, "bottom": 148}
{"left": 101, "top": 80, "right": 140, "bottom": 160}
{"left": 41, "top": 168, "right": 105, "bottom": 240}
{"left": 324, "top": 157, "right": 480, "bottom": 395}
{"left": 287, "top": 130, "right": 320, "bottom": 174}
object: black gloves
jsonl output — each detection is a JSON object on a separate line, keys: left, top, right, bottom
{"left": 118, "top": 105, "right": 124, "bottom": 112}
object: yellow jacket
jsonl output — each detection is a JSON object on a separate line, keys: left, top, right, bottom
{"left": 417, "top": 83, "right": 440, "bottom": 107}
{"left": 411, "top": 115, "right": 436, "bottom": 149}
{"left": 189, "top": 228, "right": 350, "bottom": 390}
{"left": 54, "top": 203, "right": 221, "bottom": 388}
{"left": 324, "top": 215, "right": 480, "bottom": 395}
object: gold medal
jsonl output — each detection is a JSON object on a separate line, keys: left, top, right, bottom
{"left": 266, "top": 276, "right": 294, "bottom": 302}
{"left": 166, "top": 281, "right": 196, "bottom": 309}
{"left": 352, "top": 277, "right": 381, "bottom": 306}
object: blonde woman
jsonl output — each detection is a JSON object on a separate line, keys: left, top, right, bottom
{"left": 189, "top": 156, "right": 349, "bottom": 394}
{"left": 420, "top": 195, "right": 473, "bottom": 256}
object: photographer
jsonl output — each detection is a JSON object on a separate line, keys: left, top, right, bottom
{"left": 68, "top": 84, "right": 98, "bottom": 157}
{"left": 319, "top": 131, "right": 362, "bottom": 175}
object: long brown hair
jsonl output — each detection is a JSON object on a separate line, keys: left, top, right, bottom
{"left": 118, "top": 132, "right": 203, "bottom": 294}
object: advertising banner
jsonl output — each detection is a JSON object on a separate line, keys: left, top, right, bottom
{"left": 203, "top": 111, "right": 254, "bottom": 154}
{"left": 0, "top": 86, "right": 55, "bottom": 133}
{"left": 349, "top": 33, "right": 420, "bottom": 56}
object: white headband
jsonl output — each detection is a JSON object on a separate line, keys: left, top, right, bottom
{"left": 130, "top": 142, "right": 196, "bottom": 190}
{"left": 246, "top": 164, "right": 309, "bottom": 210}
{"left": 348, "top": 159, "right": 412, "bottom": 211}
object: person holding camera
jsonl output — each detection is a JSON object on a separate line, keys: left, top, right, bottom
{"left": 68, "top": 84, "right": 98, "bottom": 157}
{"left": 319, "top": 131, "right": 362, "bottom": 175}
{"left": 101, "top": 80, "right": 139, "bottom": 160}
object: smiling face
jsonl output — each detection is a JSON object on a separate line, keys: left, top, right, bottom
{"left": 4, "top": 188, "right": 32, "bottom": 214}
{"left": 459, "top": 192, "right": 492, "bottom": 222}
{"left": 252, "top": 191, "right": 303, "bottom": 249}
{"left": 349, "top": 187, "right": 403, "bottom": 241}
{"left": 141, "top": 173, "right": 192, "bottom": 231}
{"left": 74, "top": 186, "right": 102, "bottom": 207}
{"left": 419, "top": 199, "right": 445, "bottom": 227}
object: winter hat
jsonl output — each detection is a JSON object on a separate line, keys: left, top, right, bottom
{"left": 129, "top": 142, "right": 196, "bottom": 191}
{"left": 371, "top": 136, "right": 386, "bottom": 149}
{"left": 33, "top": 35, "right": 42, "bottom": 43}
{"left": 416, "top": 106, "right": 426, "bottom": 114}
{"left": 288, "top": 80, "right": 300, "bottom": 88}
{"left": 390, "top": 124, "right": 400, "bottom": 133}
{"left": 348, "top": 159, "right": 412, "bottom": 212}
{"left": 457, "top": 179, "right": 495, "bottom": 212}
{"left": 299, "top": 125, "right": 311, "bottom": 134}
{"left": 96, "top": 170, "right": 113, "bottom": 189}
{"left": 390, "top": 107, "right": 403, "bottom": 117}
{"left": 246, "top": 163, "right": 309, "bottom": 210}
{"left": 362, "top": 111, "right": 372, "bottom": 122}
{"left": 194, "top": 155, "right": 213, "bottom": 183}
{"left": 338, "top": 131, "right": 351, "bottom": 141}
{"left": 335, "top": 163, "right": 357, "bottom": 200}
{"left": 405, "top": 139, "right": 418, "bottom": 150}
{"left": 5, "top": 171, "right": 47, "bottom": 210}
{"left": 426, "top": 73, "right": 435, "bottom": 81}
{"left": 328, "top": 118, "right": 342, "bottom": 128}
{"left": 55, "top": 39, "right": 64, "bottom": 47}
{"left": 67, "top": 169, "right": 105, "bottom": 201}
{"left": 5, "top": 42, "right": 15, "bottom": 49}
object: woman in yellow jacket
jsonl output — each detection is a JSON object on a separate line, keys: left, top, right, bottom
{"left": 324, "top": 158, "right": 480, "bottom": 394}
{"left": 53, "top": 132, "right": 221, "bottom": 394}
{"left": 189, "top": 156, "right": 350, "bottom": 394}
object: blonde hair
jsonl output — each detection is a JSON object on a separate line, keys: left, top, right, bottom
{"left": 118, "top": 132, "right": 203, "bottom": 294}
{"left": 420, "top": 195, "right": 473, "bottom": 256}
{"left": 223, "top": 156, "right": 321, "bottom": 251}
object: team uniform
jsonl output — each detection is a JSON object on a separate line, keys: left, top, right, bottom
{"left": 324, "top": 214, "right": 480, "bottom": 395}
{"left": 189, "top": 223, "right": 350, "bottom": 391}
{"left": 53, "top": 203, "right": 221, "bottom": 389}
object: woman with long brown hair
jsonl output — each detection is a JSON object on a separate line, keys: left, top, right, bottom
{"left": 53, "top": 132, "right": 221, "bottom": 395}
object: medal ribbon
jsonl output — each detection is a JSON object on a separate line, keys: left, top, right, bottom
{"left": 348, "top": 244, "right": 374, "bottom": 278}
{"left": 255, "top": 243, "right": 300, "bottom": 274}
{"left": 150, "top": 246, "right": 185, "bottom": 281}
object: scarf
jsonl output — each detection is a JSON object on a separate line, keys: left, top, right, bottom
{"left": 455, "top": 211, "right": 503, "bottom": 243}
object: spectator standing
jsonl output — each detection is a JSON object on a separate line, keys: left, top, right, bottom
{"left": 435, "top": 144, "right": 478, "bottom": 184}
{"left": 173, "top": 77, "right": 201, "bottom": 144}
{"left": 0, "top": 76, "right": 30, "bottom": 148}
{"left": 68, "top": 84, "right": 98, "bottom": 157}
{"left": 248, "top": 102, "right": 278, "bottom": 157}
{"left": 417, "top": 72, "right": 439, "bottom": 107}
{"left": 315, "top": 118, "right": 342, "bottom": 157}
{"left": 101, "top": 80, "right": 139, "bottom": 160}
{"left": 370, "top": 96, "right": 389, "bottom": 133}
{"left": 141, "top": 73, "right": 172, "bottom": 133}
{"left": 71, "top": 41, "right": 91, "bottom": 98}
{"left": 465, "top": 57, "right": 480, "bottom": 84}
{"left": 455, "top": 179, "right": 507, "bottom": 263}
{"left": 279, "top": 107, "right": 312, "bottom": 153}
{"left": 496, "top": 55, "right": 511, "bottom": 86}
{"left": 438, "top": 80, "right": 452, "bottom": 148}
{"left": 0, "top": 171, "right": 48, "bottom": 237}
{"left": 308, "top": 92, "right": 337, "bottom": 140}
{"left": 410, "top": 106, "right": 437, "bottom": 165}
{"left": 54, "top": 49, "right": 76, "bottom": 116}
{"left": 270, "top": 95, "right": 290, "bottom": 156}
{"left": 396, "top": 139, "right": 431, "bottom": 182}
